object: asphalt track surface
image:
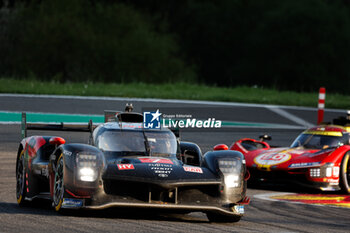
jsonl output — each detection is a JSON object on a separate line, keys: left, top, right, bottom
{"left": 0, "top": 95, "right": 349, "bottom": 233}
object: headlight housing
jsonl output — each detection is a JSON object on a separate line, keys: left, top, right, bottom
{"left": 218, "top": 159, "right": 242, "bottom": 188}
{"left": 77, "top": 153, "right": 99, "bottom": 182}
{"left": 309, "top": 163, "right": 339, "bottom": 178}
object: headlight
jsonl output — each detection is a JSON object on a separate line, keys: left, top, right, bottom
{"left": 77, "top": 153, "right": 98, "bottom": 182}
{"left": 310, "top": 168, "right": 321, "bottom": 177}
{"left": 325, "top": 167, "right": 332, "bottom": 177}
{"left": 224, "top": 174, "right": 240, "bottom": 188}
{"left": 218, "top": 158, "right": 241, "bottom": 188}
{"left": 79, "top": 167, "right": 96, "bottom": 182}
{"left": 77, "top": 154, "right": 97, "bottom": 167}
{"left": 218, "top": 160, "right": 239, "bottom": 173}
{"left": 309, "top": 163, "right": 337, "bottom": 178}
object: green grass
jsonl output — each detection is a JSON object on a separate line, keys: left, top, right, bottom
{"left": 0, "top": 78, "right": 349, "bottom": 109}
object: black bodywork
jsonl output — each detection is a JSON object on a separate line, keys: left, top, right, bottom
{"left": 16, "top": 111, "right": 249, "bottom": 222}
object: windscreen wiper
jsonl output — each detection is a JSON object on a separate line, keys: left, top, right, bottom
{"left": 142, "top": 130, "right": 151, "bottom": 156}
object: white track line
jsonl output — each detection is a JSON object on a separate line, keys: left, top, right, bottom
{"left": 268, "top": 107, "right": 314, "bottom": 127}
{"left": 0, "top": 93, "right": 345, "bottom": 111}
{"left": 0, "top": 93, "right": 345, "bottom": 128}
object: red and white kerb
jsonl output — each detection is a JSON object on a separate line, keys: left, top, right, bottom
{"left": 317, "top": 87, "right": 326, "bottom": 125}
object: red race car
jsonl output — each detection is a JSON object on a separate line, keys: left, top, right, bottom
{"left": 225, "top": 117, "right": 350, "bottom": 193}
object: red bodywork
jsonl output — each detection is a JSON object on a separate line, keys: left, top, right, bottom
{"left": 20, "top": 136, "right": 66, "bottom": 198}
{"left": 230, "top": 126, "right": 350, "bottom": 191}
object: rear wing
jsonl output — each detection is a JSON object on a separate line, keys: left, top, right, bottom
{"left": 21, "top": 112, "right": 95, "bottom": 139}
{"left": 21, "top": 110, "right": 181, "bottom": 140}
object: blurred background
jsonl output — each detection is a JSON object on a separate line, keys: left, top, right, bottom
{"left": 1, "top": 0, "right": 350, "bottom": 93}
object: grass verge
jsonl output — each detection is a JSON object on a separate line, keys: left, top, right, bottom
{"left": 0, "top": 78, "right": 349, "bottom": 109}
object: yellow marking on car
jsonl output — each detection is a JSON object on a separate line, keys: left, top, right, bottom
{"left": 303, "top": 131, "right": 343, "bottom": 137}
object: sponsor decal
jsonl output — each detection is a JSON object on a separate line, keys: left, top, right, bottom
{"left": 139, "top": 157, "right": 173, "bottom": 164}
{"left": 255, "top": 151, "right": 291, "bottom": 166}
{"left": 120, "top": 123, "right": 142, "bottom": 129}
{"left": 63, "top": 151, "right": 72, "bottom": 156}
{"left": 326, "top": 178, "right": 339, "bottom": 184}
{"left": 62, "top": 198, "right": 83, "bottom": 208}
{"left": 234, "top": 205, "right": 244, "bottom": 214}
{"left": 117, "top": 164, "right": 135, "bottom": 170}
{"left": 104, "top": 122, "right": 142, "bottom": 129}
{"left": 149, "top": 163, "right": 173, "bottom": 177}
{"left": 183, "top": 166, "right": 203, "bottom": 173}
{"left": 289, "top": 162, "right": 321, "bottom": 168}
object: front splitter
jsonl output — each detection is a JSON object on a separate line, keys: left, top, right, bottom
{"left": 82, "top": 201, "right": 244, "bottom": 216}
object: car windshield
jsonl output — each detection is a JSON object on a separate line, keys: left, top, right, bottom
{"left": 97, "top": 129, "right": 177, "bottom": 156}
{"left": 290, "top": 133, "right": 348, "bottom": 149}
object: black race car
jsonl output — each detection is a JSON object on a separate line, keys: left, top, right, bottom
{"left": 16, "top": 107, "right": 249, "bottom": 222}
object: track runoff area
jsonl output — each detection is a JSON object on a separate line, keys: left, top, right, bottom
{"left": 1, "top": 89, "right": 350, "bottom": 209}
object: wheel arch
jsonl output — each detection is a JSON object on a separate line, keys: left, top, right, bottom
{"left": 179, "top": 141, "right": 202, "bottom": 166}
{"left": 49, "top": 143, "right": 105, "bottom": 198}
{"left": 339, "top": 151, "right": 350, "bottom": 194}
{"left": 16, "top": 142, "right": 25, "bottom": 172}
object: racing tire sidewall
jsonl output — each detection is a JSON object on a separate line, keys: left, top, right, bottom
{"left": 340, "top": 152, "right": 350, "bottom": 194}
{"left": 16, "top": 150, "right": 27, "bottom": 205}
{"left": 53, "top": 154, "right": 65, "bottom": 212}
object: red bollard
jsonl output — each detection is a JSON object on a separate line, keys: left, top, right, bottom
{"left": 317, "top": 87, "right": 326, "bottom": 125}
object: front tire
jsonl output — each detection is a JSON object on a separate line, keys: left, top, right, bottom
{"left": 206, "top": 212, "right": 241, "bottom": 223}
{"left": 16, "top": 150, "right": 27, "bottom": 206}
{"left": 340, "top": 152, "right": 350, "bottom": 194}
{"left": 53, "top": 154, "right": 65, "bottom": 211}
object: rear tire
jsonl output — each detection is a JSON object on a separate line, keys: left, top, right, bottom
{"left": 16, "top": 150, "right": 28, "bottom": 206}
{"left": 340, "top": 152, "right": 350, "bottom": 194}
{"left": 53, "top": 154, "right": 65, "bottom": 212}
{"left": 206, "top": 212, "right": 241, "bottom": 223}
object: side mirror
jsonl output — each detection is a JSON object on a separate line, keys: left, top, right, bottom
{"left": 213, "top": 144, "right": 228, "bottom": 151}
{"left": 259, "top": 134, "right": 271, "bottom": 141}
{"left": 49, "top": 137, "right": 66, "bottom": 146}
